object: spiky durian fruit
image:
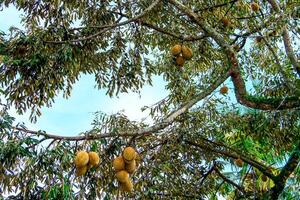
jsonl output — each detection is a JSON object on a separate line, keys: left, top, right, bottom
{"left": 221, "top": 17, "right": 230, "bottom": 27}
{"left": 74, "top": 151, "right": 89, "bottom": 168}
{"left": 76, "top": 165, "right": 88, "bottom": 176}
{"left": 125, "top": 159, "right": 136, "bottom": 174}
{"left": 88, "top": 152, "right": 100, "bottom": 168}
{"left": 220, "top": 86, "right": 229, "bottom": 94}
{"left": 120, "top": 178, "right": 133, "bottom": 192}
{"left": 251, "top": 2, "right": 259, "bottom": 12}
{"left": 116, "top": 170, "right": 130, "bottom": 183}
{"left": 176, "top": 56, "right": 185, "bottom": 66}
{"left": 255, "top": 36, "right": 263, "bottom": 43}
{"left": 171, "top": 44, "right": 182, "bottom": 56}
{"left": 122, "top": 147, "right": 136, "bottom": 164}
{"left": 261, "top": 175, "right": 268, "bottom": 182}
{"left": 113, "top": 156, "right": 126, "bottom": 171}
{"left": 235, "top": 158, "right": 244, "bottom": 167}
{"left": 181, "top": 46, "right": 193, "bottom": 60}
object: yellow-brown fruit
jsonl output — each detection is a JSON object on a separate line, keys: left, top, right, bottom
{"left": 255, "top": 36, "right": 263, "bottom": 43}
{"left": 88, "top": 152, "right": 100, "bottom": 167}
{"left": 176, "top": 56, "right": 185, "bottom": 66}
{"left": 125, "top": 160, "right": 136, "bottom": 174}
{"left": 76, "top": 165, "right": 88, "bottom": 176}
{"left": 116, "top": 170, "right": 130, "bottom": 183}
{"left": 120, "top": 179, "right": 133, "bottom": 192}
{"left": 221, "top": 17, "right": 230, "bottom": 27}
{"left": 261, "top": 175, "right": 268, "bottom": 182}
{"left": 122, "top": 147, "right": 136, "bottom": 163}
{"left": 171, "top": 44, "right": 182, "bottom": 56}
{"left": 113, "top": 156, "right": 126, "bottom": 171}
{"left": 235, "top": 158, "right": 244, "bottom": 167}
{"left": 181, "top": 46, "right": 193, "bottom": 60}
{"left": 251, "top": 2, "right": 259, "bottom": 12}
{"left": 74, "top": 151, "right": 89, "bottom": 168}
{"left": 220, "top": 86, "right": 229, "bottom": 94}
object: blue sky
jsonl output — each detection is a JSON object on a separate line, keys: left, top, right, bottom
{"left": 0, "top": 5, "right": 168, "bottom": 136}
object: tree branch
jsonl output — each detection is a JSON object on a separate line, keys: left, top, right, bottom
{"left": 169, "top": 0, "right": 300, "bottom": 110}
{"left": 111, "top": 11, "right": 206, "bottom": 41}
{"left": 184, "top": 140, "right": 276, "bottom": 181}
{"left": 45, "top": 0, "right": 161, "bottom": 44}
{"left": 13, "top": 70, "right": 230, "bottom": 141}
{"left": 267, "top": 0, "right": 300, "bottom": 77}
{"left": 214, "top": 167, "right": 246, "bottom": 195}
{"left": 270, "top": 142, "right": 300, "bottom": 199}
{"left": 194, "top": 0, "right": 238, "bottom": 13}
{"left": 139, "top": 20, "right": 207, "bottom": 41}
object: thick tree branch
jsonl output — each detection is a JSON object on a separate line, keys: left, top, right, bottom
{"left": 270, "top": 142, "right": 300, "bottom": 199}
{"left": 267, "top": 0, "right": 300, "bottom": 77}
{"left": 169, "top": 0, "right": 300, "bottom": 110}
{"left": 14, "top": 70, "right": 230, "bottom": 141}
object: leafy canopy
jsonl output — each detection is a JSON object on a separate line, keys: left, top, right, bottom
{"left": 0, "top": 0, "right": 300, "bottom": 199}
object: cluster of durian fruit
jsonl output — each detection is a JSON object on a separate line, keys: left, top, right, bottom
{"left": 74, "top": 151, "right": 100, "bottom": 176}
{"left": 171, "top": 44, "right": 193, "bottom": 67}
{"left": 113, "top": 146, "right": 140, "bottom": 193}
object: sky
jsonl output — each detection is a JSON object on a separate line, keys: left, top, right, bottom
{"left": 0, "top": 5, "right": 168, "bottom": 136}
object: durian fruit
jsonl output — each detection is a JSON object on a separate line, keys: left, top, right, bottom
{"left": 116, "top": 170, "right": 130, "bottom": 183}
{"left": 125, "top": 159, "right": 136, "bottom": 174}
{"left": 255, "top": 36, "right": 263, "bottom": 43}
{"left": 220, "top": 86, "right": 229, "bottom": 94}
{"left": 120, "top": 178, "right": 133, "bottom": 192}
{"left": 176, "top": 56, "right": 185, "bottom": 66}
{"left": 76, "top": 165, "right": 88, "bottom": 176}
{"left": 251, "top": 2, "right": 259, "bottom": 12}
{"left": 122, "top": 147, "right": 136, "bottom": 164}
{"left": 88, "top": 152, "right": 100, "bottom": 168}
{"left": 261, "top": 175, "right": 268, "bottom": 182}
{"left": 181, "top": 46, "right": 193, "bottom": 60}
{"left": 171, "top": 44, "right": 182, "bottom": 56}
{"left": 113, "top": 156, "right": 126, "bottom": 171}
{"left": 235, "top": 158, "right": 244, "bottom": 167}
{"left": 74, "top": 151, "right": 89, "bottom": 168}
{"left": 221, "top": 17, "right": 230, "bottom": 27}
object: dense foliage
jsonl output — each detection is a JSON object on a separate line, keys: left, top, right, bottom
{"left": 0, "top": 0, "right": 299, "bottom": 199}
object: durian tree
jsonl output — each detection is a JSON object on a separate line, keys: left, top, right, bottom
{"left": 0, "top": 0, "right": 300, "bottom": 199}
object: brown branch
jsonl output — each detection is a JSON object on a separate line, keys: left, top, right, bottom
{"left": 13, "top": 70, "right": 230, "bottom": 141}
{"left": 169, "top": 0, "right": 300, "bottom": 110}
{"left": 270, "top": 142, "right": 300, "bottom": 199}
{"left": 184, "top": 140, "right": 276, "bottom": 181}
{"left": 199, "top": 163, "right": 215, "bottom": 185}
{"left": 194, "top": 0, "right": 238, "bottom": 13}
{"left": 267, "top": 0, "right": 300, "bottom": 77}
{"left": 111, "top": 11, "right": 206, "bottom": 41}
{"left": 139, "top": 20, "right": 206, "bottom": 41}
{"left": 214, "top": 167, "right": 246, "bottom": 195}
{"left": 44, "top": 0, "right": 161, "bottom": 44}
